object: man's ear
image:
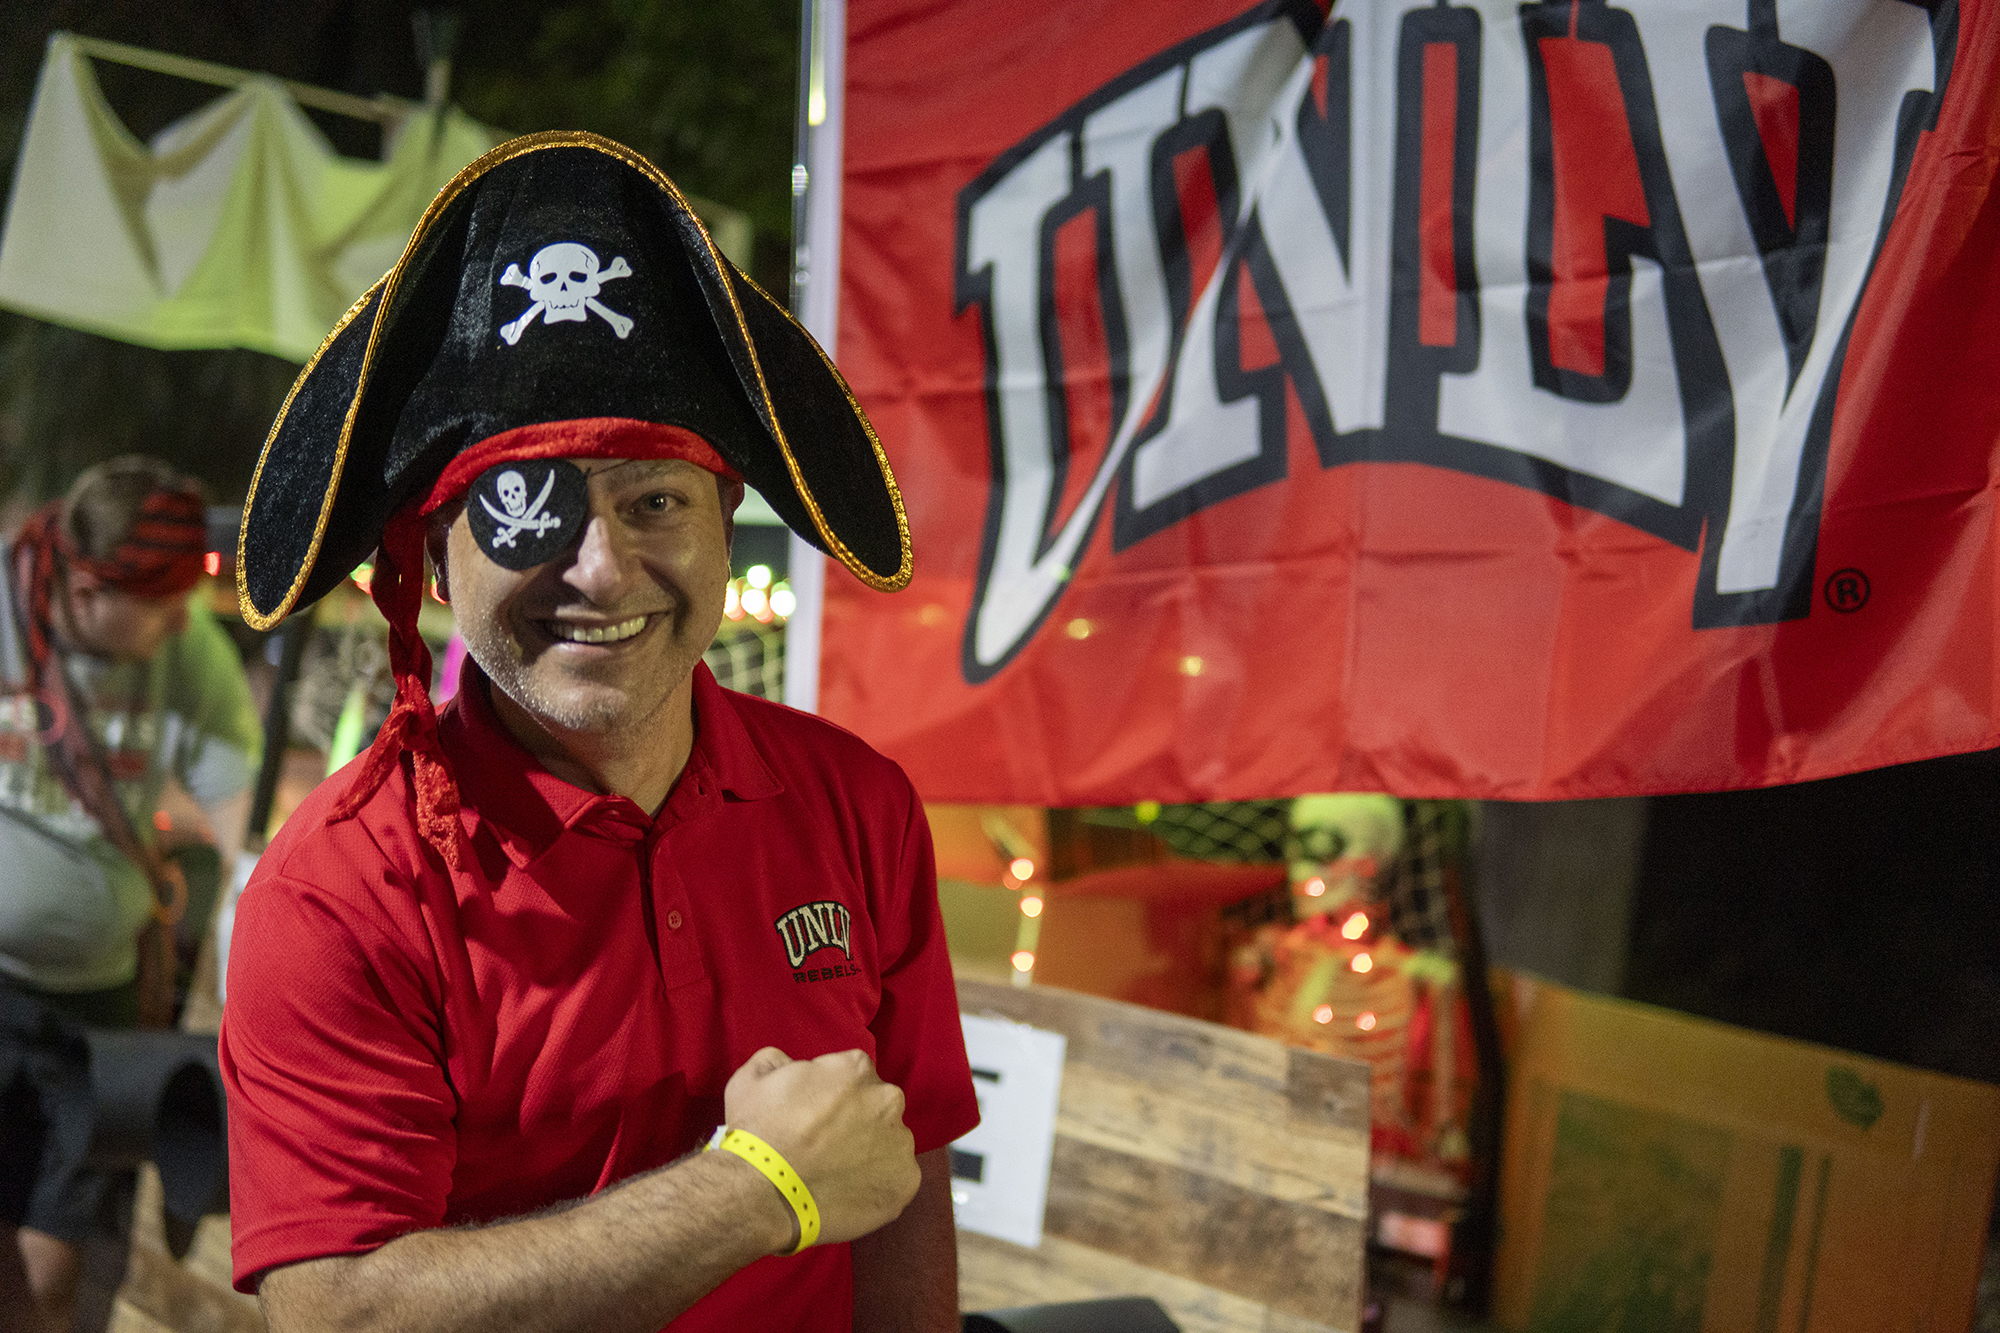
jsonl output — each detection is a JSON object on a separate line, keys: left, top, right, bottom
{"left": 424, "top": 507, "right": 456, "bottom": 605}
{"left": 718, "top": 477, "right": 744, "bottom": 562}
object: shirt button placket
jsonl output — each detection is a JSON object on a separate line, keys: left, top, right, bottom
{"left": 646, "top": 832, "right": 703, "bottom": 989}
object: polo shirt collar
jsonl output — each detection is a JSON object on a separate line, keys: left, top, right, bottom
{"left": 440, "top": 659, "right": 782, "bottom": 869}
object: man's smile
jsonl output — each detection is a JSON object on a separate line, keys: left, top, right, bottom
{"left": 539, "top": 612, "right": 654, "bottom": 646}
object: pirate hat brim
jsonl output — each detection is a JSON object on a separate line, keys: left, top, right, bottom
{"left": 238, "top": 132, "right": 911, "bottom": 631}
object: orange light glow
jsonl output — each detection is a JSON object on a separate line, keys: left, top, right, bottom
{"left": 1357, "top": 1011, "right": 1378, "bottom": 1031}
{"left": 1312, "top": 1004, "right": 1334, "bottom": 1025}
{"left": 1302, "top": 876, "right": 1327, "bottom": 897}
{"left": 724, "top": 586, "right": 743, "bottom": 619}
{"left": 351, "top": 565, "right": 373, "bottom": 594}
{"left": 203, "top": 551, "right": 221, "bottom": 577}
{"left": 1341, "top": 911, "right": 1369, "bottom": 940}
{"left": 1011, "top": 950, "right": 1035, "bottom": 973}
{"left": 1351, "top": 952, "right": 1374, "bottom": 974}
{"left": 1020, "top": 896, "right": 1044, "bottom": 918}
{"left": 1009, "top": 857, "right": 1035, "bottom": 882}
{"left": 152, "top": 810, "right": 171, "bottom": 832}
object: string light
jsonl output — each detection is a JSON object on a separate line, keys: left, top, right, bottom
{"left": 1011, "top": 950, "right": 1035, "bottom": 973}
{"left": 1351, "top": 952, "right": 1374, "bottom": 974}
{"left": 1312, "top": 1004, "right": 1334, "bottom": 1025}
{"left": 1341, "top": 911, "right": 1369, "bottom": 939}
{"left": 1020, "top": 895, "right": 1043, "bottom": 918}
{"left": 1009, "top": 857, "right": 1035, "bottom": 882}
{"left": 203, "top": 551, "right": 221, "bottom": 577}
{"left": 1066, "top": 618, "right": 1092, "bottom": 639}
{"left": 723, "top": 576, "right": 792, "bottom": 624}
{"left": 1357, "top": 1011, "right": 1378, "bottom": 1031}
{"left": 1302, "top": 876, "right": 1327, "bottom": 897}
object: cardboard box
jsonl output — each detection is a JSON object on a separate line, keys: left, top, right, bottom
{"left": 1493, "top": 978, "right": 2000, "bottom": 1333}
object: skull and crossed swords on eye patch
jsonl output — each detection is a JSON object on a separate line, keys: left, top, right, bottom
{"left": 479, "top": 468, "right": 563, "bottom": 548}
{"left": 498, "top": 241, "right": 635, "bottom": 344}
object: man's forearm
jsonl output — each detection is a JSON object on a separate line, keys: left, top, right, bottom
{"left": 259, "top": 1148, "right": 792, "bottom": 1333}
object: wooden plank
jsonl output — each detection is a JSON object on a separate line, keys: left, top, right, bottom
{"left": 959, "top": 980, "right": 1368, "bottom": 1135}
{"left": 956, "top": 979, "right": 1367, "bottom": 1331}
{"left": 1043, "top": 1139, "right": 1364, "bottom": 1325}
{"left": 959, "top": 1231, "right": 1349, "bottom": 1333}
{"left": 1054, "top": 1061, "right": 1369, "bottom": 1218}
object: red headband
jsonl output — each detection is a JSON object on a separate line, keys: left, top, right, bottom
{"left": 421, "top": 417, "right": 741, "bottom": 515}
{"left": 63, "top": 486, "right": 208, "bottom": 599}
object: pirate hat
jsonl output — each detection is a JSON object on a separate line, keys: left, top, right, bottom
{"left": 237, "top": 130, "right": 910, "bottom": 632}
{"left": 236, "top": 133, "right": 911, "bottom": 869}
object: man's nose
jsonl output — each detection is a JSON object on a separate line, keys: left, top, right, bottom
{"left": 563, "top": 513, "right": 636, "bottom": 602}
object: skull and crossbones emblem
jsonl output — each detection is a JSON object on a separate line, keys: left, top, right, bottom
{"left": 478, "top": 468, "right": 564, "bottom": 549}
{"left": 498, "top": 242, "right": 635, "bottom": 344}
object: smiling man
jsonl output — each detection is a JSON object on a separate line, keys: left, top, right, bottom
{"left": 219, "top": 135, "right": 975, "bottom": 1333}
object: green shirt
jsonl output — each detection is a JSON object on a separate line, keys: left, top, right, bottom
{"left": 0, "top": 577, "right": 260, "bottom": 992}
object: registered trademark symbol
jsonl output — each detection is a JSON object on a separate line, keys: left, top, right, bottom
{"left": 1824, "top": 567, "right": 1870, "bottom": 613}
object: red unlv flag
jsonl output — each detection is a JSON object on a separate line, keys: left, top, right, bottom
{"left": 823, "top": 0, "right": 2000, "bottom": 804}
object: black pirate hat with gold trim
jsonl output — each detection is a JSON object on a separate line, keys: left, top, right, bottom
{"left": 236, "top": 132, "right": 911, "bottom": 868}
{"left": 238, "top": 130, "right": 909, "bottom": 632}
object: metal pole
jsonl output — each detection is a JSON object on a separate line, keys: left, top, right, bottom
{"left": 245, "top": 615, "right": 312, "bottom": 846}
{"left": 783, "top": 0, "right": 845, "bottom": 715}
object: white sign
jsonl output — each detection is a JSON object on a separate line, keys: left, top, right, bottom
{"left": 950, "top": 1012, "right": 1066, "bottom": 1248}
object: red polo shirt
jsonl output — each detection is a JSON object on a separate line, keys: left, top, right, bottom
{"left": 220, "top": 662, "right": 977, "bottom": 1327}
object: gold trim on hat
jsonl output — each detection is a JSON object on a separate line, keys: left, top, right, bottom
{"left": 237, "top": 278, "right": 383, "bottom": 631}
{"left": 237, "top": 129, "right": 911, "bottom": 629}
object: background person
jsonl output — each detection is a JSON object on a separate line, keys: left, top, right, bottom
{"left": 0, "top": 455, "right": 258, "bottom": 1332}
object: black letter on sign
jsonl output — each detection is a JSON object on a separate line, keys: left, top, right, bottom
{"left": 1706, "top": 1, "right": 1836, "bottom": 398}
{"left": 1295, "top": 16, "right": 1352, "bottom": 273}
{"left": 1038, "top": 168, "right": 1130, "bottom": 559}
{"left": 1521, "top": 0, "right": 1738, "bottom": 629}
{"left": 1112, "top": 110, "right": 1246, "bottom": 548}
{"left": 1385, "top": 2, "right": 1482, "bottom": 435}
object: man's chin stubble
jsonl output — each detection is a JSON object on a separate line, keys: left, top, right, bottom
{"left": 506, "top": 679, "right": 642, "bottom": 735}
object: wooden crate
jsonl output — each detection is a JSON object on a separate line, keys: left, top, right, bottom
{"left": 956, "top": 978, "right": 1369, "bottom": 1333}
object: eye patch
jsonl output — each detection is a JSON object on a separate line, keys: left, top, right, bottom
{"left": 466, "top": 459, "right": 588, "bottom": 569}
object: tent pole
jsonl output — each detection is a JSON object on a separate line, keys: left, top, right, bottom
{"left": 57, "top": 31, "right": 416, "bottom": 127}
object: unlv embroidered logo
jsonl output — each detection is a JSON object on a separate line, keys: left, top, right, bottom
{"left": 954, "top": 0, "right": 1953, "bottom": 680}
{"left": 775, "top": 901, "right": 855, "bottom": 980}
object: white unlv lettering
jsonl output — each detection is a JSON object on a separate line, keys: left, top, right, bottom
{"left": 957, "top": 0, "right": 1940, "bottom": 678}
{"left": 777, "top": 901, "right": 853, "bottom": 969}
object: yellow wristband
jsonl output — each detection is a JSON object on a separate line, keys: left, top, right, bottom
{"left": 705, "top": 1126, "right": 820, "bottom": 1254}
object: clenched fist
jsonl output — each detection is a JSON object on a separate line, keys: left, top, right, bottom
{"left": 722, "top": 1048, "right": 920, "bottom": 1249}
